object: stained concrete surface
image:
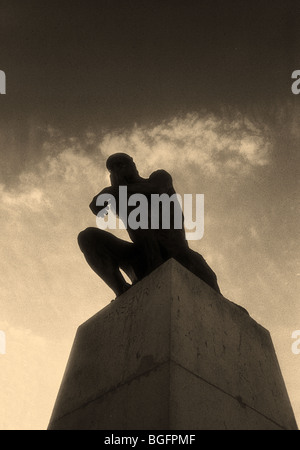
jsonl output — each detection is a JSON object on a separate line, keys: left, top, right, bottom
{"left": 48, "top": 259, "right": 298, "bottom": 430}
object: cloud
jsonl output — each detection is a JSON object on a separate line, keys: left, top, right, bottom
{"left": 100, "top": 112, "right": 271, "bottom": 176}
{"left": 0, "top": 113, "right": 274, "bottom": 313}
{"left": 0, "top": 185, "right": 45, "bottom": 211}
{"left": 0, "top": 111, "right": 272, "bottom": 216}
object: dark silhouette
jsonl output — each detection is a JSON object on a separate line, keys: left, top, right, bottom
{"left": 78, "top": 153, "right": 220, "bottom": 297}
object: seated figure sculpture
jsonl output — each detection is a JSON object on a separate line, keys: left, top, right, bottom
{"left": 78, "top": 153, "right": 221, "bottom": 297}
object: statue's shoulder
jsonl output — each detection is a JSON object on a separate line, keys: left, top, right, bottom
{"left": 149, "top": 169, "right": 173, "bottom": 188}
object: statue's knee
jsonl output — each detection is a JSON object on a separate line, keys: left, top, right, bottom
{"left": 77, "top": 227, "right": 109, "bottom": 253}
{"left": 77, "top": 230, "right": 86, "bottom": 252}
{"left": 77, "top": 227, "right": 95, "bottom": 253}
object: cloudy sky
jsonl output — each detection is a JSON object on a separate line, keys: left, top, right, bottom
{"left": 0, "top": 0, "right": 299, "bottom": 429}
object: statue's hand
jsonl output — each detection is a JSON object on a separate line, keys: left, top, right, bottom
{"left": 97, "top": 201, "right": 109, "bottom": 218}
{"left": 89, "top": 186, "right": 119, "bottom": 216}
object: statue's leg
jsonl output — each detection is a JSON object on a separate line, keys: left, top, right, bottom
{"left": 77, "top": 227, "right": 136, "bottom": 297}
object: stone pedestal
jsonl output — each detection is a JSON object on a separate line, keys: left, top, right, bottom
{"left": 48, "top": 259, "right": 298, "bottom": 430}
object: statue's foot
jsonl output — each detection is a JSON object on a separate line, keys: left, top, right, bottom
{"left": 113, "top": 282, "right": 132, "bottom": 300}
{"left": 121, "top": 282, "right": 132, "bottom": 294}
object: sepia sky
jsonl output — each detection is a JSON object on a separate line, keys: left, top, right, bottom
{"left": 0, "top": 0, "right": 299, "bottom": 429}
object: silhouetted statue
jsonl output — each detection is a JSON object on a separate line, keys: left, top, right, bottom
{"left": 78, "top": 153, "right": 220, "bottom": 297}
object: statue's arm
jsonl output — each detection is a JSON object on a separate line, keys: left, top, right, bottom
{"left": 126, "top": 170, "right": 173, "bottom": 195}
{"left": 89, "top": 186, "right": 118, "bottom": 216}
{"left": 89, "top": 194, "right": 102, "bottom": 215}
{"left": 89, "top": 170, "right": 173, "bottom": 215}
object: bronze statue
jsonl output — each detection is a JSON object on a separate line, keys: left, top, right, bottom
{"left": 78, "top": 153, "right": 220, "bottom": 297}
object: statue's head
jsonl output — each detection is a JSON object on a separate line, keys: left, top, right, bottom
{"left": 106, "top": 153, "right": 139, "bottom": 184}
